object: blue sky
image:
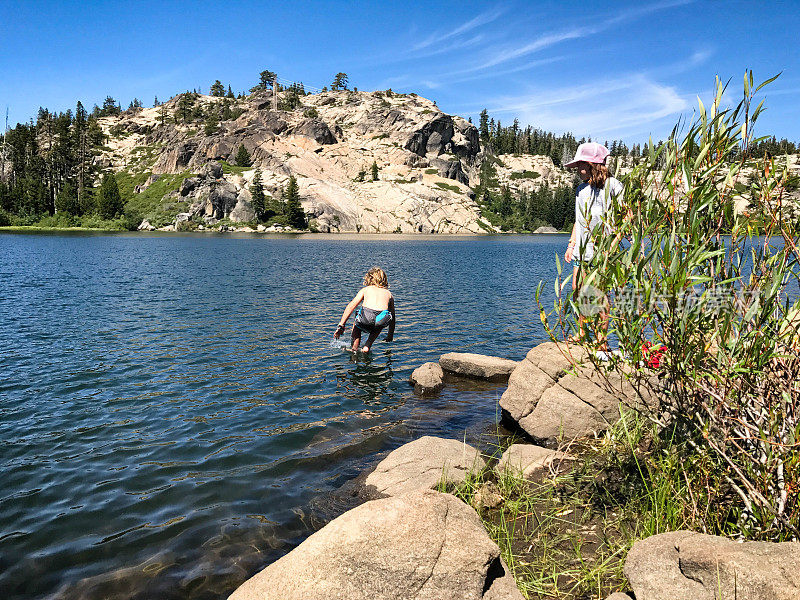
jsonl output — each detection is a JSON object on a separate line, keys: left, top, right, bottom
{"left": 1, "top": 0, "right": 798, "bottom": 144}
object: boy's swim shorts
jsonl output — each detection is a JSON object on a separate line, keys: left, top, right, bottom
{"left": 354, "top": 306, "right": 392, "bottom": 334}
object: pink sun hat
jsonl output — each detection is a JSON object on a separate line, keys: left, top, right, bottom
{"left": 563, "top": 142, "right": 610, "bottom": 168}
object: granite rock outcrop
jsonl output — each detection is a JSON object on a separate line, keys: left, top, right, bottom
{"left": 96, "top": 90, "right": 498, "bottom": 232}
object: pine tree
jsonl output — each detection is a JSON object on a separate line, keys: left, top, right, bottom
{"left": 154, "top": 96, "right": 159, "bottom": 107}
{"left": 55, "top": 181, "right": 79, "bottom": 215}
{"left": 176, "top": 93, "right": 194, "bottom": 123}
{"left": 250, "top": 169, "right": 266, "bottom": 221}
{"left": 251, "top": 70, "right": 276, "bottom": 93}
{"left": 227, "top": 85, "right": 235, "bottom": 99}
{"left": 331, "top": 73, "right": 349, "bottom": 90}
{"left": 75, "top": 101, "right": 90, "bottom": 211}
{"left": 371, "top": 161, "right": 379, "bottom": 181}
{"left": 210, "top": 80, "right": 225, "bottom": 97}
{"left": 97, "top": 173, "right": 123, "bottom": 219}
{"left": 204, "top": 114, "right": 219, "bottom": 135}
{"left": 235, "top": 144, "right": 251, "bottom": 167}
{"left": 479, "top": 109, "right": 490, "bottom": 146}
{"left": 99, "top": 96, "right": 120, "bottom": 117}
{"left": 283, "top": 175, "right": 306, "bottom": 228}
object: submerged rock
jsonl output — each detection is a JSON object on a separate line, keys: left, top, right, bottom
{"left": 228, "top": 490, "right": 524, "bottom": 600}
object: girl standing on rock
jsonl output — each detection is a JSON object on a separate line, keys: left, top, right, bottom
{"left": 334, "top": 267, "right": 395, "bottom": 353}
{"left": 563, "top": 142, "right": 624, "bottom": 350}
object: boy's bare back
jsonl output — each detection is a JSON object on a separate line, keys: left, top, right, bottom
{"left": 361, "top": 285, "right": 393, "bottom": 311}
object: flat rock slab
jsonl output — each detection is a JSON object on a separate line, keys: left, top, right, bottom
{"left": 439, "top": 353, "right": 519, "bottom": 382}
{"left": 364, "top": 436, "right": 485, "bottom": 498}
{"left": 624, "top": 530, "right": 800, "bottom": 600}
{"left": 409, "top": 361, "right": 445, "bottom": 394}
{"left": 228, "top": 490, "right": 524, "bottom": 600}
{"left": 495, "top": 444, "right": 574, "bottom": 480}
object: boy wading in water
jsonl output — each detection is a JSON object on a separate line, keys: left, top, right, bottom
{"left": 563, "top": 142, "right": 625, "bottom": 351}
{"left": 334, "top": 267, "right": 395, "bottom": 353}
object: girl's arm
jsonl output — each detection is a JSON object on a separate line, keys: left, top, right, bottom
{"left": 565, "top": 221, "right": 579, "bottom": 263}
{"left": 385, "top": 296, "right": 395, "bottom": 341}
{"left": 334, "top": 288, "right": 365, "bottom": 338}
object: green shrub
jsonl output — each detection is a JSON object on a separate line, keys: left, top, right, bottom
{"left": 116, "top": 170, "right": 192, "bottom": 228}
{"left": 539, "top": 72, "right": 799, "bottom": 541}
{"left": 509, "top": 170, "right": 540, "bottom": 180}
{"left": 435, "top": 181, "right": 461, "bottom": 193}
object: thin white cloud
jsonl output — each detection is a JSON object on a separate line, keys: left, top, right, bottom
{"left": 468, "top": 0, "right": 695, "bottom": 73}
{"left": 443, "top": 55, "right": 570, "bottom": 86}
{"left": 483, "top": 73, "right": 689, "bottom": 140}
{"left": 411, "top": 6, "right": 506, "bottom": 51}
{"left": 604, "top": 0, "right": 694, "bottom": 25}
{"left": 473, "top": 28, "right": 591, "bottom": 71}
{"left": 410, "top": 34, "right": 486, "bottom": 59}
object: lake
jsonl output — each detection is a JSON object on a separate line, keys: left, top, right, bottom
{"left": 0, "top": 232, "right": 566, "bottom": 599}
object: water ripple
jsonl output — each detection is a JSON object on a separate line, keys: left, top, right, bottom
{"left": 0, "top": 232, "right": 565, "bottom": 600}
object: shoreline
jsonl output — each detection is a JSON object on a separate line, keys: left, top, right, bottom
{"left": 0, "top": 225, "right": 571, "bottom": 236}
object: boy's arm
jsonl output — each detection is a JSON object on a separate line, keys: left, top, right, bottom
{"left": 385, "top": 297, "right": 395, "bottom": 341}
{"left": 334, "top": 288, "right": 365, "bottom": 338}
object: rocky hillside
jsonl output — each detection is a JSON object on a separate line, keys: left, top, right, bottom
{"left": 97, "top": 89, "right": 495, "bottom": 233}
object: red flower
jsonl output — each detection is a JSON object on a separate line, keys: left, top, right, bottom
{"left": 642, "top": 341, "right": 666, "bottom": 368}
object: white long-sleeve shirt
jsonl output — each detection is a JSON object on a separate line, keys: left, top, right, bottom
{"left": 574, "top": 177, "right": 624, "bottom": 262}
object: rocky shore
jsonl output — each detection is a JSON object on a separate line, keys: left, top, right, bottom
{"left": 226, "top": 343, "right": 800, "bottom": 599}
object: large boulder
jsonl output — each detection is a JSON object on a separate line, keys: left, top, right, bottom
{"left": 229, "top": 189, "right": 256, "bottom": 222}
{"left": 364, "top": 436, "right": 485, "bottom": 498}
{"left": 179, "top": 176, "right": 201, "bottom": 196}
{"left": 405, "top": 115, "right": 479, "bottom": 158}
{"left": 439, "top": 353, "right": 518, "bottom": 382}
{"left": 624, "top": 531, "right": 800, "bottom": 600}
{"left": 409, "top": 362, "right": 445, "bottom": 394}
{"left": 228, "top": 490, "right": 524, "bottom": 600}
{"left": 200, "top": 161, "right": 224, "bottom": 180}
{"left": 152, "top": 140, "right": 197, "bottom": 173}
{"left": 429, "top": 157, "right": 469, "bottom": 184}
{"left": 499, "top": 342, "right": 647, "bottom": 445}
{"left": 202, "top": 182, "right": 239, "bottom": 219}
{"left": 289, "top": 118, "right": 337, "bottom": 145}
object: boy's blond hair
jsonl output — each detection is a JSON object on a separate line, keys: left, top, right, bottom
{"left": 363, "top": 267, "right": 389, "bottom": 288}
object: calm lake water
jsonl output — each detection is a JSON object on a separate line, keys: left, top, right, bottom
{"left": 0, "top": 232, "right": 566, "bottom": 600}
